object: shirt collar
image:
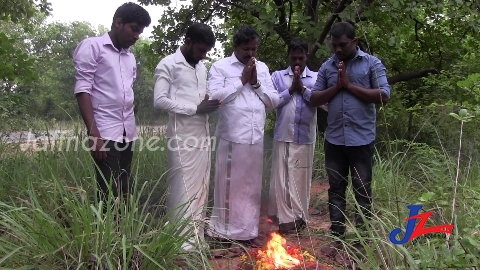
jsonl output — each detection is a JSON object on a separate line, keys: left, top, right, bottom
{"left": 285, "top": 66, "right": 313, "bottom": 78}
{"left": 332, "top": 47, "right": 366, "bottom": 64}
{"left": 174, "top": 47, "right": 205, "bottom": 69}
{"left": 229, "top": 52, "right": 243, "bottom": 65}
{"left": 102, "top": 32, "right": 131, "bottom": 53}
{"left": 174, "top": 47, "right": 189, "bottom": 65}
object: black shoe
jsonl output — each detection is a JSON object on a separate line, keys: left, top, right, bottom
{"left": 278, "top": 218, "right": 306, "bottom": 234}
{"left": 237, "top": 237, "right": 264, "bottom": 248}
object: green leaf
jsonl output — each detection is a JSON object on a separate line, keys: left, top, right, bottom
{"left": 449, "top": 113, "right": 461, "bottom": 121}
{"left": 388, "top": 36, "right": 396, "bottom": 46}
{"left": 459, "top": 108, "right": 468, "bottom": 118}
{"left": 419, "top": 191, "right": 435, "bottom": 202}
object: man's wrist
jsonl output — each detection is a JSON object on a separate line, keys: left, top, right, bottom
{"left": 344, "top": 82, "right": 354, "bottom": 91}
{"left": 251, "top": 80, "right": 261, "bottom": 89}
{"left": 87, "top": 129, "right": 100, "bottom": 137}
{"left": 288, "top": 87, "right": 295, "bottom": 95}
{"left": 301, "top": 86, "right": 307, "bottom": 94}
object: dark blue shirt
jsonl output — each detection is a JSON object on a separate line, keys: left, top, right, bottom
{"left": 312, "top": 48, "right": 391, "bottom": 146}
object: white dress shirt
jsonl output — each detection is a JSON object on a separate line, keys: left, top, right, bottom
{"left": 153, "top": 48, "right": 209, "bottom": 146}
{"left": 209, "top": 54, "right": 280, "bottom": 144}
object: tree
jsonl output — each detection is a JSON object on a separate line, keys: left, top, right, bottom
{"left": 0, "top": 0, "right": 51, "bottom": 128}
{"left": 27, "top": 21, "right": 98, "bottom": 121}
{"left": 138, "top": 0, "right": 480, "bottom": 136}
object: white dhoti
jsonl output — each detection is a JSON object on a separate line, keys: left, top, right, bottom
{"left": 207, "top": 138, "right": 264, "bottom": 240}
{"left": 268, "top": 141, "right": 314, "bottom": 224}
{"left": 166, "top": 137, "right": 211, "bottom": 249}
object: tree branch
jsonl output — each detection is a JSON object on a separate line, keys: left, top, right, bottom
{"left": 226, "top": 1, "right": 260, "bottom": 17}
{"left": 288, "top": 0, "right": 293, "bottom": 31}
{"left": 225, "top": 0, "right": 292, "bottom": 43}
{"left": 387, "top": 68, "right": 440, "bottom": 84}
{"left": 310, "top": 0, "right": 351, "bottom": 56}
{"left": 413, "top": 18, "right": 425, "bottom": 44}
{"left": 201, "top": 2, "right": 222, "bottom": 23}
{"left": 305, "top": 0, "right": 322, "bottom": 23}
{"left": 354, "top": 0, "right": 373, "bottom": 18}
{"left": 273, "top": 0, "right": 286, "bottom": 26}
{"left": 272, "top": 0, "right": 292, "bottom": 42}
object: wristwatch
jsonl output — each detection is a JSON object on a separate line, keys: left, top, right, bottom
{"left": 301, "top": 86, "right": 307, "bottom": 94}
{"left": 252, "top": 80, "right": 261, "bottom": 89}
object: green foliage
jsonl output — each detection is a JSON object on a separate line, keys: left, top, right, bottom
{"left": 0, "top": 32, "right": 37, "bottom": 85}
{"left": 0, "top": 0, "right": 51, "bottom": 23}
{"left": 338, "top": 119, "right": 480, "bottom": 269}
{"left": 0, "top": 1, "right": 49, "bottom": 129}
{"left": 0, "top": 129, "right": 208, "bottom": 269}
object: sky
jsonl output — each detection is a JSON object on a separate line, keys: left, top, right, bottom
{"left": 45, "top": 0, "right": 224, "bottom": 57}
{"left": 45, "top": 0, "right": 189, "bottom": 40}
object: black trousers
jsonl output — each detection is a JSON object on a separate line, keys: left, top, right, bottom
{"left": 94, "top": 133, "right": 134, "bottom": 203}
{"left": 324, "top": 140, "right": 374, "bottom": 237}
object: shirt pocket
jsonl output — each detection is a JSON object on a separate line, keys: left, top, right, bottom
{"left": 350, "top": 69, "right": 370, "bottom": 88}
{"left": 224, "top": 75, "right": 241, "bottom": 87}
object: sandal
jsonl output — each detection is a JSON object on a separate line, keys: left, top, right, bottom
{"left": 227, "top": 243, "right": 246, "bottom": 257}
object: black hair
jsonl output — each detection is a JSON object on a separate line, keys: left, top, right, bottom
{"left": 112, "top": 2, "right": 151, "bottom": 28}
{"left": 330, "top": 21, "right": 356, "bottom": 39}
{"left": 185, "top": 23, "right": 216, "bottom": 47}
{"left": 288, "top": 37, "right": 309, "bottom": 54}
{"left": 233, "top": 24, "right": 260, "bottom": 46}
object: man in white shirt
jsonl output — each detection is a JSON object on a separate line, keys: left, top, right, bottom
{"left": 153, "top": 23, "right": 220, "bottom": 250}
{"left": 207, "top": 25, "right": 280, "bottom": 248}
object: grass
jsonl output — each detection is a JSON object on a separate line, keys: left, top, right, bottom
{"left": 0, "top": 127, "right": 209, "bottom": 269}
{"left": 1, "top": 115, "right": 480, "bottom": 269}
{"left": 324, "top": 121, "right": 480, "bottom": 269}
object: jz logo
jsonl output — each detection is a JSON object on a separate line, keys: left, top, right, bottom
{"left": 389, "top": 205, "right": 454, "bottom": 245}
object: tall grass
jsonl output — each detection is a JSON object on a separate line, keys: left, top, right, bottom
{"left": 2, "top": 114, "right": 480, "bottom": 269}
{"left": 0, "top": 127, "right": 209, "bottom": 269}
{"left": 325, "top": 118, "right": 480, "bottom": 269}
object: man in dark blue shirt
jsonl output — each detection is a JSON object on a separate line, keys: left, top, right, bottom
{"left": 310, "top": 21, "right": 391, "bottom": 255}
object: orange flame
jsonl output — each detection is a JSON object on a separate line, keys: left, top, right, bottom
{"left": 265, "top": 232, "right": 300, "bottom": 268}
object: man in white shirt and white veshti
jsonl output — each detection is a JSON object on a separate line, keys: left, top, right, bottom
{"left": 207, "top": 25, "right": 280, "bottom": 247}
{"left": 153, "top": 23, "right": 220, "bottom": 250}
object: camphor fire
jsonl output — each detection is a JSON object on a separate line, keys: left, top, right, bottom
{"left": 238, "top": 232, "right": 317, "bottom": 270}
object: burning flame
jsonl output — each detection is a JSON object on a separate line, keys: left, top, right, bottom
{"left": 265, "top": 232, "right": 300, "bottom": 268}
{"left": 239, "top": 232, "right": 316, "bottom": 269}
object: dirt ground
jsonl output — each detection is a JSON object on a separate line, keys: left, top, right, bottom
{"left": 207, "top": 181, "right": 354, "bottom": 270}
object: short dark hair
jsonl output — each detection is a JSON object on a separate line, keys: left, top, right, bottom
{"left": 288, "top": 37, "right": 309, "bottom": 54}
{"left": 233, "top": 25, "right": 260, "bottom": 46}
{"left": 330, "top": 21, "right": 356, "bottom": 39}
{"left": 185, "top": 23, "right": 216, "bottom": 47}
{"left": 112, "top": 2, "right": 151, "bottom": 28}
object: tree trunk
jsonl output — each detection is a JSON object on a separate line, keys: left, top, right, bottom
{"left": 407, "top": 111, "right": 413, "bottom": 141}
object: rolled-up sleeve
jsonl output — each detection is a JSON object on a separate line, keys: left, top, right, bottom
{"left": 371, "top": 57, "right": 391, "bottom": 98}
{"left": 73, "top": 39, "right": 98, "bottom": 95}
{"left": 153, "top": 60, "right": 197, "bottom": 115}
